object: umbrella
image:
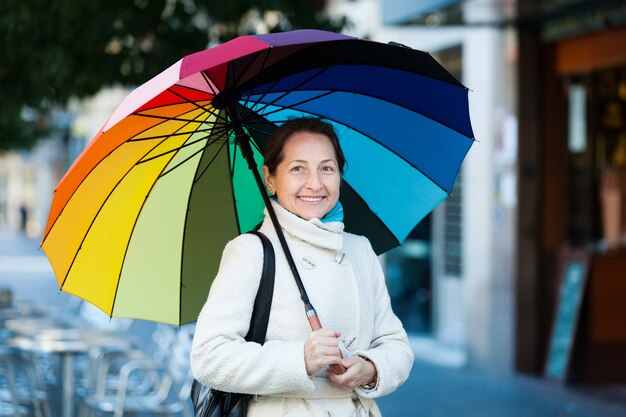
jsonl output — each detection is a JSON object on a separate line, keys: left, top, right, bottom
{"left": 41, "top": 29, "right": 474, "bottom": 325}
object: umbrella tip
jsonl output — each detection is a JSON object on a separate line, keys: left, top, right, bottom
{"left": 388, "top": 41, "right": 412, "bottom": 49}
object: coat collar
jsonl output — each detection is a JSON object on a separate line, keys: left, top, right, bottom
{"left": 263, "top": 199, "right": 344, "bottom": 252}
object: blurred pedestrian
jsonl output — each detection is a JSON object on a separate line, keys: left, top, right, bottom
{"left": 190, "top": 117, "right": 414, "bottom": 416}
{"left": 19, "top": 203, "right": 28, "bottom": 232}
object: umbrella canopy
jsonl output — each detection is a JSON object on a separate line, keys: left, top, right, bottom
{"left": 41, "top": 29, "right": 474, "bottom": 325}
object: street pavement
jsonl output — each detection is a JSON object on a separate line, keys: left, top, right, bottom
{"left": 377, "top": 359, "right": 626, "bottom": 417}
{"left": 1, "top": 230, "right": 625, "bottom": 417}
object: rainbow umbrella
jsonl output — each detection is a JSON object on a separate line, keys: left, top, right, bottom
{"left": 41, "top": 30, "right": 474, "bottom": 325}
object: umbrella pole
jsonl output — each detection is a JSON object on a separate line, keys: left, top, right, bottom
{"left": 227, "top": 109, "right": 323, "bottom": 332}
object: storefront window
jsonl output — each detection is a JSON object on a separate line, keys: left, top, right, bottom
{"left": 567, "top": 66, "right": 626, "bottom": 250}
{"left": 443, "top": 169, "right": 463, "bottom": 276}
{"left": 385, "top": 218, "right": 433, "bottom": 334}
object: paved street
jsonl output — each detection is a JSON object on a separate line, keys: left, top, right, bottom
{"left": 2, "top": 230, "right": 625, "bottom": 417}
{"left": 377, "top": 359, "right": 626, "bottom": 417}
{"left": 0, "top": 229, "right": 70, "bottom": 309}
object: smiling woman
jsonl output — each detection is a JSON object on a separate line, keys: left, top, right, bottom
{"left": 190, "top": 117, "right": 414, "bottom": 417}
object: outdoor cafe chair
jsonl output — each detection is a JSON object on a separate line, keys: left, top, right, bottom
{"left": 80, "top": 358, "right": 192, "bottom": 417}
{"left": 77, "top": 322, "right": 171, "bottom": 398}
{"left": 0, "top": 347, "right": 51, "bottom": 417}
{"left": 0, "top": 362, "right": 29, "bottom": 416}
{"left": 78, "top": 323, "right": 194, "bottom": 417}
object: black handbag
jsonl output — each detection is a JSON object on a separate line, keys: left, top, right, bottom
{"left": 191, "top": 230, "right": 275, "bottom": 417}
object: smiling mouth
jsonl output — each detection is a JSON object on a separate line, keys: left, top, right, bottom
{"left": 299, "top": 196, "right": 324, "bottom": 203}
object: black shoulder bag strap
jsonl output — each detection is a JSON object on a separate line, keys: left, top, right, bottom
{"left": 245, "top": 230, "right": 276, "bottom": 343}
{"left": 191, "top": 231, "right": 275, "bottom": 417}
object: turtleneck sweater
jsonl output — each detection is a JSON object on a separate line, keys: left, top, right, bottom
{"left": 190, "top": 200, "right": 414, "bottom": 417}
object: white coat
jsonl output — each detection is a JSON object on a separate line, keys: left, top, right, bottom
{"left": 190, "top": 200, "right": 414, "bottom": 417}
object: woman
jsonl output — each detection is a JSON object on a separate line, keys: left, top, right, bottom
{"left": 190, "top": 118, "right": 414, "bottom": 417}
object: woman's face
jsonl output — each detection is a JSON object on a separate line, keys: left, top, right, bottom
{"left": 263, "top": 131, "right": 341, "bottom": 221}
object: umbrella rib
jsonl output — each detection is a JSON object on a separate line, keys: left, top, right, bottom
{"left": 242, "top": 66, "right": 331, "bottom": 120}
{"left": 244, "top": 124, "right": 278, "bottom": 154}
{"left": 159, "top": 133, "right": 225, "bottom": 178}
{"left": 165, "top": 87, "right": 232, "bottom": 125}
{"left": 58, "top": 109, "right": 209, "bottom": 293}
{"left": 224, "top": 55, "right": 244, "bottom": 122}
{"left": 200, "top": 71, "right": 220, "bottom": 96}
{"left": 136, "top": 124, "right": 231, "bottom": 164}
{"left": 173, "top": 83, "right": 217, "bottom": 97}
{"left": 128, "top": 127, "right": 215, "bottom": 142}
{"left": 236, "top": 45, "right": 315, "bottom": 122}
{"left": 238, "top": 48, "right": 273, "bottom": 114}
{"left": 243, "top": 118, "right": 294, "bottom": 127}
{"left": 192, "top": 136, "right": 229, "bottom": 185}
{"left": 229, "top": 130, "right": 238, "bottom": 179}
{"left": 132, "top": 96, "right": 222, "bottom": 123}
{"left": 228, "top": 50, "right": 236, "bottom": 96}
{"left": 125, "top": 96, "right": 212, "bottom": 115}
{"left": 132, "top": 112, "right": 214, "bottom": 124}
{"left": 225, "top": 140, "right": 243, "bottom": 236}
{"left": 248, "top": 90, "right": 335, "bottom": 120}
{"left": 247, "top": 131, "right": 265, "bottom": 155}
{"left": 132, "top": 98, "right": 238, "bottom": 134}
{"left": 137, "top": 137, "right": 207, "bottom": 164}
{"left": 230, "top": 61, "right": 253, "bottom": 126}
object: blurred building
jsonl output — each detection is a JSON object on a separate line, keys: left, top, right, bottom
{"left": 0, "top": 119, "right": 67, "bottom": 237}
{"left": 515, "top": 0, "right": 626, "bottom": 384}
{"left": 331, "top": 0, "right": 626, "bottom": 385}
{"left": 331, "top": 0, "right": 517, "bottom": 375}
{"left": 0, "top": 88, "right": 130, "bottom": 238}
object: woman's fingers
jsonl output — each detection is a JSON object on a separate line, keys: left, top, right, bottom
{"left": 304, "top": 328, "right": 342, "bottom": 375}
{"left": 327, "top": 355, "right": 377, "bottom": 389}
{"left": 305, "top": 351, "right": 342, "bottom": 374}
{"left": 311, "top": 328, "right": 341, "bottom": 339}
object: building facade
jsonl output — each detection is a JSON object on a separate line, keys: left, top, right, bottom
{"left": 331, "top": 0, "right": 519, "bottom": 374}
{"left": 334, "top": 0, "right": 626, "bottom": 384}
{"left": 517, "top": 0, "right": 626, "bottom": 383}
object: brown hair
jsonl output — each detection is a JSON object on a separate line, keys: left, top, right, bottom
{"left": 263, "top": 118, "right": 346, "bottom": 174}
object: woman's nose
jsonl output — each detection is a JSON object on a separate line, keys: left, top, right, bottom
{"left": 305, "top": 172, "right": 323, "bottom": 190}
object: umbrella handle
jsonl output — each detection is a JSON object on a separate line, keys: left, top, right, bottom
{"left": 306, "top": 306, "right": 347, "bottom": 375}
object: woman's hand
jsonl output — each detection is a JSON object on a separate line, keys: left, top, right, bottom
{"left": 304, "top": 328, "right": 342, "bottom": 375}
{"left": 327, "top": 355, "right": 377, "bottom": 390}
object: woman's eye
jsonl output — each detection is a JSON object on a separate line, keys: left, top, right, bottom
{"left": 291, "top": 166, "right": 304, "bottom": 172}
{"left": 321, "top": 165, "right": 334, "bottom": 172}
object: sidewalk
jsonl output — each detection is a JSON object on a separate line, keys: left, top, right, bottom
{"left": 378, "top": 358, "right": 626, "bottom": 417}
{"left": 0, "top": 229, "right": 70, "bottom": 311}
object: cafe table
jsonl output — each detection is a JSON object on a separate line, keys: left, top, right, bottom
{"left": 7, "top": 327, "right": 134, "bottom": 417}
